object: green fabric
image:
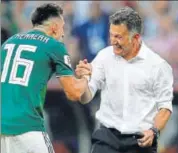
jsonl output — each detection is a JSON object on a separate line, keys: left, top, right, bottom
{"left": 1, "top": 30, "right": 73, "bottom": 135}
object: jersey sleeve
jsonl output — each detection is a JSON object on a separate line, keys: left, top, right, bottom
{"left": 49, "top": 41, "right": 74, "bottom": 77}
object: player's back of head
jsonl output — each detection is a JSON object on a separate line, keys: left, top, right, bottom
{"left": 31, "top": 3, "right": 63, "bottom": 27}
{"left": 31, "top": 3, "right": 65, "bottom": 41}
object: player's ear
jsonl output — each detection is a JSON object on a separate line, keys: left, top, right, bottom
{"left": 51, "top": 23, "right": 58, "bottom": 35}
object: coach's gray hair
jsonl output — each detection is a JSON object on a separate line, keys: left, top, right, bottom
{"left": 109, "top": 7, "right": 143, "bottom": 37}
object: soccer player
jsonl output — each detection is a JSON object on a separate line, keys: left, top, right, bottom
{"left": 1, "top": 3, "right": 89, "bottom": 153}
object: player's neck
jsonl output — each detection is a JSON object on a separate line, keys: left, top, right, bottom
{"left": 33, "top": 27, "right": 49, "bottom": 36}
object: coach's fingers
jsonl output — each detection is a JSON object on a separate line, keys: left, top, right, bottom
{"left": 138, "top": 135, "right": 149, "bottom": 143}
{"left": 138, "top": 130, "right": 154, "bottom": 143}
{"left": 75, "top": 68, "right": 91, "bottom": 76}
{"left": 77, "top": 63, "right": 91, "bottom": 71}
{"left": 79, "top": 60, "right": 85, "bottom": 64}
{"left": 138, "top": 138, "right": 152, "bottom": 147}
{"left": 83, "top": 59, "right": 88, "bottom": 64}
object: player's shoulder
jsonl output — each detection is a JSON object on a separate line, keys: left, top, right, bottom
{"left": 46, "top": 38, "right": 69, "bottom": 59}
{"left": 1, "top": 33, "right": 17, "bottom": 46}
{"left": 48, "top": 37, "right": 66, "bottom": 51}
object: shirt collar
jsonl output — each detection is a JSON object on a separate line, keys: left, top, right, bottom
{"left": 135, "top": 41, "right": 147, "bottom": 60}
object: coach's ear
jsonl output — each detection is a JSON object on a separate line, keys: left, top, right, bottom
{"left": 133, "top": 33, "right": 141, "bottom": 43}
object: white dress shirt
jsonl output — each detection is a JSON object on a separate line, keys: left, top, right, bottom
{"left": 88, "top": 42, "right": 173, "bottom": 134}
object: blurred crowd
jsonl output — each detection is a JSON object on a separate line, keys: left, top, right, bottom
{"left": 1, "top": 1, "right": 178, "bottom": 153}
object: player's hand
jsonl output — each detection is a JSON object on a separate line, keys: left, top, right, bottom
{"left": 75, "top": 59, "right": 92, "bottom": 78}
{"left": 137, "top": 130, "right": 154, "bottom": 147}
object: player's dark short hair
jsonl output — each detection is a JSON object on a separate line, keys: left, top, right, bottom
{"left": 109, "top": 7, "right": 142, "bottom": 34}
{"left": 31, "top": 3, "right": 63, "bottom": 26}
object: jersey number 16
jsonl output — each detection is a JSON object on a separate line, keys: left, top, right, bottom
{"left": 1, "top": 44, "right": 37, "bottom": 86}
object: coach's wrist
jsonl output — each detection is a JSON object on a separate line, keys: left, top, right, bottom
{"left": 150, "top": 127, "right": 160, "bottom": 138}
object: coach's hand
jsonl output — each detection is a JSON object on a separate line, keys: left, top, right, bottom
{"left": 75, "top": 59, "right": 92, "bottom": 78}
{"left": 137, "top": 130, "right": 154, "bottom": 147}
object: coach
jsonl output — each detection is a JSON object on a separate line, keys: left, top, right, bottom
{"left": 75, "top": 7, "right": 174, "bottom": 153}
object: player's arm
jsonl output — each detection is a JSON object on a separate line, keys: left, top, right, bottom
{"left": 59, "top": 76, "right": 89, "bottom": 101}
{"left": 75, "top": 61, "right": 93, "bottom": 103}
{"left": 80, "top": 83, "right": 93, "bottom": 104}
{"left": 49, "top": 42, "right": 90, "bottom": 101}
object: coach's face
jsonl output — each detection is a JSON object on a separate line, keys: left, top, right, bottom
{"left": 110, "top": 23, "right": 137, "bottom": 57}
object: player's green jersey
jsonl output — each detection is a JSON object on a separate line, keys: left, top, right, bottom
{"left": 1, "top": 30, "right": 73, "bottom": 135}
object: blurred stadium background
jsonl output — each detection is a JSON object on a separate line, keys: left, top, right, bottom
{"left": 1, "top": 1, "right": 178, "bottom": 153}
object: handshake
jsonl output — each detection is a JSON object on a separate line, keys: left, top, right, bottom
{"left": 75, "top": 59, "right": 92, "bottom": 81}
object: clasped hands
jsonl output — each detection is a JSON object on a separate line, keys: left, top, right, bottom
{"left": 75, "top": 59, "right": 92, "bottom": 79}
